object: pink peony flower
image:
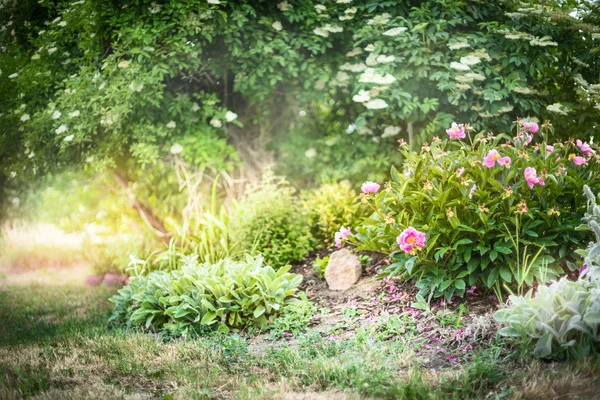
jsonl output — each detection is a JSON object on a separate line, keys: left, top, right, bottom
{"left": 524, "top": 167, "right": 544, "bottom": 189}
{"left": 545, "top": 145, "right": 554, "bottom": 157}
{"left": 361, "top": 181, "right": 380, "bottom": 193}
{"left": 446, "top": 122, "right": 465, "bottom": 139}
{"left": 483, "top": 149, "right": 511, "bottom": 168}
{"left": 397, "top": 226, "right": 426, "bottom": 255}
{"left": 522, "top": 122, "right": 539, "bottom": 134}
{"left": 573, "top": 156, "right": 587, "bottom": 166}
{"left": 576, "top": 140, "right": 593, "bottom": 157}
{"left": 334, "top": 226, "right": 351, "bottom": 248}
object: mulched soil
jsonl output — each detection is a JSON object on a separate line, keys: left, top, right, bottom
{"left": 249, "top": 249, "right": 503, "bottom": 371}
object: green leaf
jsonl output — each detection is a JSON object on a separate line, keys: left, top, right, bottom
{"left": 253, "top": 305, "right": 266, "bottom": 319}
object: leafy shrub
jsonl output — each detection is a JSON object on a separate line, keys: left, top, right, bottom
{"left": 312, "top": 256, "right": 330, "bottom": 279}
{"left": 229, "top": 171, "right": 312, "bottom": 268}
{"left": 302, "top": 182, "right": 370, "bottom": 248}
{"left": 108, "top": 255, "right": 304, "bottom": 336}
{"left": 494, "top": 185, "right": 600, "bottom": 359}
{"left": 268, "top": 293, "right": 317, "bottom": 339}
{"left": 83, "top": 234, "right": 155, "bottom": 276}
{"left": 353, "top": 122, "right": 600, "bottom": 299}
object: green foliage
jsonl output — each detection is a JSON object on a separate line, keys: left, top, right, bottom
{"left": 302, "top": 181, "right": 370, "bottom": 247}
{"left": 268, "top": 293, "right": 317, "bottom": 339}
{"left": 354, "top": 123, "right": 600, "bottom": 299}
{"left": 108, "top": 255, "right": 304, "bottom": 336}
{"left": 312, "top": 256, "right": 330, "bottom": 279}
{"left": 82, "top": 234, "right": 155, "bottom": 276}
{"left": 494, "top": 185, "right": 600, "bottom": 359}
{"left": 230, "top": 171, "right": 313, "bottom": 268}
{"left": 2, "top": 0, "right": 600, "bottom": 223}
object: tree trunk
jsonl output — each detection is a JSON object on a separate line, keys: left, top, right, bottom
{"left": 112, "top": 171, "right": 171, "bottom": 243}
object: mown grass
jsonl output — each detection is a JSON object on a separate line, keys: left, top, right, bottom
{"left": 1, "top": 267, "right": 599, "bottom": 399}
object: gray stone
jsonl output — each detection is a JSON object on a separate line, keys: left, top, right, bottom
{"left": 325, "top": 248, "right": 362, "bottom": 291}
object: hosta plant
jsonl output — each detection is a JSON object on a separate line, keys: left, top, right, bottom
{"left": 352, "top": 121, "right": 600, "bottom": 299}
{"left": 493, "top": 185, "right": 600, "bottom": 359}
{"left": 108, "top": 255, "right": 304, "bottom": 336}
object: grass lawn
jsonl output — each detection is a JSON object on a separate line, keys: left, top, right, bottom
{"left": 1, "top": 265, "right": 599, "bottom": 399}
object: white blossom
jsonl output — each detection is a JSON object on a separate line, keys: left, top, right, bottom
{"left": 314, "top": 4, "right": 326, "bottom": 13}
{"left": 191, "top": 102, "right": 200, "bottom": 112}
{"left": 8, "top": 72, "right": 18, "bottom": 79}
{"left": 339, "top": 62, "right": 367, "bottom": 72}
{"left": 382, "top": 125, "right": 401, "bottom": 138}
{"left": 336, "top": 0, "right": 352, "bottom": 3}
{"left": 449, "top": 62, "right": 470, "bottom": 71}
{"left": 64, "top": 134, "right": 74, "bottom": 142}
{"left": 68, "top": 110, "right": 80, "bottom": 118}
{"left": 57, "top": 21, "right": 67, "bottom": 27}
{"left": 352, "top": 90, "right": 371, "bottom": 103}
{"left": 55, "top": 124, "right": 68, "bottom": 134}
{"left": 118, "top": 60, "right": 130, "bottom": 69}
{"left": 31, "top": 54, "right": 40, "bottom": 60}
{"left": 47, "top": 47, "right": 57, "bottom": 54}
{"left": 346, "top": 47, "right": 362, "bottom": 57}
{"left": 383, "top": 27, "right": 407, "bottom": 37}
{"left": 166, "top": 121, "right": 176, "bottom": 128}
{"left": 148, "top": 2, "right": 162, "bottom": 13}
{"left": 272, "top": 21, "right": 283, "bottom": 31}
{"left": 170, "top": 143, "right": 183, "bottom": 154}
{"left": 359, "top": 68, "right": 396, "bottom": 85}
{"left": 323, "top": 24, "right": 343, "bottom": 33}
{"left": 277, "top": 1, "right": 292, "bottom": 11}
{"left": 447, "top": 40, "right": 470, "bottom": 50}
{"left": 20, "top": 114, "right": 30, "bottom": 122}
{"left": 52, "top": 110, "right": 62, "bottom": 119}
{"left": 376, "top": 55, "right": 395, "bottom": 64}
{"left": 128, "top": 82, "right": 144, "bottom": 92}
{"left": 546, "top": 103, "right": 569, "bottom": 115}
{"left": 313, "top": 27, "right": 329, "bottom": 37}
{"left": 367, "top": 13, "right": 391, "bottom": 25}
{"left": 208, "top": 0, "right": 221, "bottom": 4}
{"left": 225, "top": 111, "right": 238, "bottom": 122}
{"left": 305, "top": 148, "right": 317, "bottom": 158}
{"left": 210, "top": 118, "right": 222, "bottom": 128}
{"left": 460, "top": 55, "right": 481, "bottom": 66}
{"left": 365, "top": 99, "right": 389, "bottom": 110}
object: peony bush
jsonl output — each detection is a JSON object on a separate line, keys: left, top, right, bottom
{"left": 349, "top": 120, "right": 600, "bottom": 300}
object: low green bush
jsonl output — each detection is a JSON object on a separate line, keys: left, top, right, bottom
{"left": 229, "top": 171, "right": 312, "bottom": 268}
{"left": 302, "top": 181, "right": 370, "bottom": 248}
{"left": 83, "top": 234, "right": 155, "bottom": 276}
{"left": 494, "top": 185, "right": 600, "bottom": 359}
{"left": 352, "top": 121, "right": 600, "bottom": 299}
{"left": 108, "top": 255, "right": 304, "bottom": 336}
{"left": 312, "top": 256, "right": 329, "bottom": 279}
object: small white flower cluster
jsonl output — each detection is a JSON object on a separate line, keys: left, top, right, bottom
{"left": 383, "top": 27, "right": 407, "bottom": 37}
{"left": 365, "top": 99, "right": 388, "bottom": 110}
{"left": 459, "top": 55, "right": 481, "bottom": 66}
{"left": 498, "top": 105, "right": 514, "bottom": 114}
{"left": 148, "top": 2, "right": 162, "bottom": 13}
{"left": 512, "top": 86, "right": 535, "bottom": 95}
{"left": 277, "top": 1, "right": 292, "bottom": 11}
{"left": 170, "top": 143, "right": 183, "bottom": 154}
{"left": 166, "top": 121, "right": 176, "bottom": 129}
{"left": 367, "top": 13, "right": 391, "bottom": 26}
{"left": 128, "top": 82, "right": 144, "bottom": 92}
{"left": 305, "top": 148, "right": 317, "bottom": 158}
{"left": 118, "top": 60, "right": 131, "bottom": 69}
{"left": 359, "top": 68, "right": 396, "bottom": 84}
{"left": 272, "top": 21, "right": 283, "bottom": 31}
{"left": 447, "top": 40, "right": 470, "bottom": 50}
{"left": 339, "top": 62, "right": 367, "bottom": 72}
{"left": 352, "top": 89, "right": 370, "bottom": 103}
{"left": 530, "top": 35, "right": 557, "bottom": 47}
{"left": 381, "top": 125, "right": 401, "bottom": 138}
{"left": 339, "top": 7, "right": 356, "bottom": 20}
{"left": 68, "top": 110, "right": 80, "bottom": 118}
{"left": 346, "top": 47, "right": 362, "bottom": 57}
{"left": 55, "top": 124, "right": 68, "bottom": 134}
{"left": 449, "top": 62, "right": 470, "bottom": 71}
{"left": 546, "top": 103, "right": 569, "bottom": 115}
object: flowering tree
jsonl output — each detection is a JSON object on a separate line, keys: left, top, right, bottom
{"left": 1, "top": 0, "right": 598, "bottom": 229}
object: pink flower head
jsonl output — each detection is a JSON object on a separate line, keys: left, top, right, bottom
{"left": 468, "top": 184, "right": 477, "bottom": 199}
{"left": 334, "top": 226, "right": 351, "bottom": 248}
{"left": 545, "top": 145, "right": 554, "bottom": 157}
{"left": 576, "top": 140, "right": 593, "bottom": 157}
{"left": 396, "top": 226, "right": 426, "bottom": 255}
{"left": 522, "top": 122, "right": 539, "bottom": 134}
{"left": 483, "top": 149, "right": 511, "bottom": 168}
{"left": 524, "top": 167, "right": 544, "bottom": 189}
{"left": 446, "top": 122, "right": 465, "bottom": 139}
{"left": 361, "top": 181, "right": 380, "bottom": 194}
{"left": 573, "top": 156, "right": 587, "bottom": 166}
{"left": 456, "top": 168, "right": 465, "bottom": 177}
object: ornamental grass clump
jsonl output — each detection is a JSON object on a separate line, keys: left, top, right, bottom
{"left": 108, "top": 255, "right": 303, "bottom": 336}
{"left": 493, "top": 185, "right": 600, "bottom": 359}
{"left": 351, "top": 120, "right": 600, "bottom": 300}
